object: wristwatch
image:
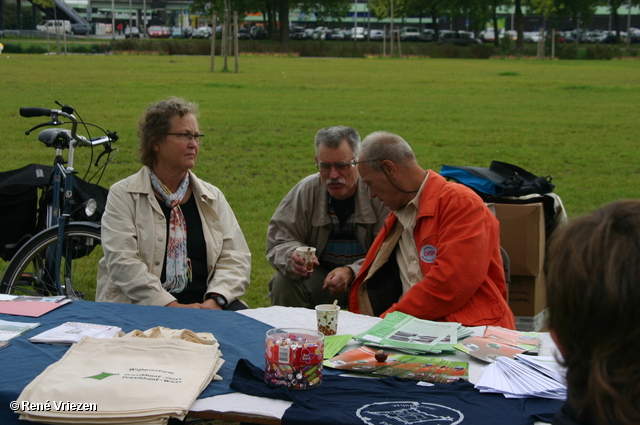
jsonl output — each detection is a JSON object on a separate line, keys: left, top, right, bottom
{"left": 206, "top": 293, "right": 227, "bottom": 308}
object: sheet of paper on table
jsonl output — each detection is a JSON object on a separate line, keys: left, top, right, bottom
{"left": 29, "top": 321, "right": 122, "bottom": 345}
{"left": 0, "top": 319, "right": 41, "bottom": 341}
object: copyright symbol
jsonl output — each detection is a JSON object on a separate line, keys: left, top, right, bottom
{"left": 9, "top": 401, "right": 19, "bottom": 411}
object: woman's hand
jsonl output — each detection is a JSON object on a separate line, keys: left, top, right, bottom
{"left": 200, "top": 298, "right": 223, "bottom": 310}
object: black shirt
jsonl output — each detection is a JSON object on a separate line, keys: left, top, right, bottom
{"left": 157, "top": 194, "right": 208, "bottom": 304}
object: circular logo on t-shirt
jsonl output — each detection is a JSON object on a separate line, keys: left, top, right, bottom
{"left": 357, "top": 401, "right": 464, "bottom": 425}
{"left": 420, "top": 245, "right": 437, "bottom": 263}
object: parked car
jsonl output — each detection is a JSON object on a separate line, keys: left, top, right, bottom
{"left": 368, "top": 29, "right": 384, "bottom": 41}
{"left": 171, "top": 27, "right": 181, "bottom": 38}
{"left": 479, "top": 28, "right": 504, "bottom": 43}
{"left": 325, "top": 28, "right": 345, "bottom": 41}
{"left": 438, "top": 31, "right": 482, "bottom": 46}
{"left": 148, "top": 25, "right": 169, "bottom": 38}
{"left": 39, "top": 20, "right": 72, "bottom": 35}
{"left": 351, "top": 26, "right": 365, "bottom": 40}
{"left": 290, "top": 26, "right": 308, "bottom": 40}
{"left": 71, "top": 22, "right": 92, "bottom": 35}
{"left": 400, "top": 27, "right": 420, "bottom": 42}
{"left": 420, "top": 28, "right": 435, "bottom": 42}
{"left": 192, "top": 26, "right": 212, "bottom": 39}
{"left": 250, "top": 26, "right": 267, "bottom": 40}
{"left": 311, "top": 26, "right": 327, "bottom": 40}
{"left": 237, "top": 28, "right": 251, "bottom": 39}
{"left": 124, "top": 26, "right": 140, "bottom": 38}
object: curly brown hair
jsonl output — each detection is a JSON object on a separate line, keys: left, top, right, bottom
{"left": 137, "top": 97, "right": 199, "bottom": 167}
{"left": 545, "top": 199, "right": 640, "bottom": 425}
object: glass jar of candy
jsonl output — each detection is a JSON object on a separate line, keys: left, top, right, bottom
{"left": 265, "top": 328, "right": 324, "bottom": 390}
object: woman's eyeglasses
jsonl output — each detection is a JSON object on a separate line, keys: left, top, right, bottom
{"left": 165, "top": 133, "right": 205, "bottom": 144}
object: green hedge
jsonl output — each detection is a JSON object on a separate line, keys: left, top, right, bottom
{"left": 1, "top": 42, "right": 110, "bottom": 54}
{"left": 3, "top": 38, "right": 638, "bottom": 59}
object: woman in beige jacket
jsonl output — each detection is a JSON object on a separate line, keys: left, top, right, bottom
{"left": 97, "top": 97, "right": 250, "bottom": 310}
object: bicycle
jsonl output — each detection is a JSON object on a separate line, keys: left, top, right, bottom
{"left": 0, "top": 102, "right": 118, "bottom": 299}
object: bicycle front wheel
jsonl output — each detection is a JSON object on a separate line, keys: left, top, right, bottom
{"left": 1, "top": 222, "right": 102, "bottom": 300}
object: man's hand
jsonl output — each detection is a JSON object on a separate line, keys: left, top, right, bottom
{"left": 322, "top": 266, "right": 354, "bottom": 295}
{"left": 166, "top": 301, "right": 202, "bottom": 309}
{"left": 291, "top": 250, "right": 319, "bottom": 278}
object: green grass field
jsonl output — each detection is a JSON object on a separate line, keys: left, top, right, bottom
{"left": 1, "top": 54, "right": 638, "bottom": 307}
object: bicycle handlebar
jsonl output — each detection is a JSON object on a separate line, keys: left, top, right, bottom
{"left": 20, "top": 105, "right": 118, "bottom": 149}
{"left": 20, "top": 107, "right": 56, "bottom": 118}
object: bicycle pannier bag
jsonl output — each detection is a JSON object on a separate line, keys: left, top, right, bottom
{"left": 0, "top": 164, "right": 53, "bottom": 261}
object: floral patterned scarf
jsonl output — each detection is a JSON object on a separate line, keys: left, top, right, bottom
{"left": 149, "top": 169, "right": 191, "bottom": 293}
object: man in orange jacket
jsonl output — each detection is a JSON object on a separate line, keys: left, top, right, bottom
{"left": 349, "top": 131, "right": 515, "bottom": 329}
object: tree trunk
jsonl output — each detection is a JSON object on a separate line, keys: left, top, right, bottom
{"left": 515, "top": 0, "right": 524, "bottom": 51}
{"left": 278, "top": 0, "right": 289, "bottom": 42}
{"left": 612, "top": 6, "right": 620, "bottom": 42}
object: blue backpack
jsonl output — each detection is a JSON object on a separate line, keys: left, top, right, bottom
{"left": 440, "top": 161, "right": 555, "bottom": 197}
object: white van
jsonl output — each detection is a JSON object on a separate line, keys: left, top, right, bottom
{"left": 40, "top": 20, "right": 72, "bottom": 35}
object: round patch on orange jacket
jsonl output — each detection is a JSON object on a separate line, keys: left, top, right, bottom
{"left": 420, "top": 245, "right": 437, "bottom": 263}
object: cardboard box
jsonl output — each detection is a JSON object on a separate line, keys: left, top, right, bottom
{"left": 509, "top": 274, "right": 547, "bottom": 332}
{"left": 514, "top": 309, "right": 547, "bottom": 332}
{"left": 494, "top": 203, "right": 545, "bottom": 276}
{"left": 509, "top": 273, "right": 546, "bottom": 315}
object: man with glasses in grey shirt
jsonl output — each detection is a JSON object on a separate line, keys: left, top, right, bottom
{"left": 266, "top": 126, "right": 389, "bottom": 309}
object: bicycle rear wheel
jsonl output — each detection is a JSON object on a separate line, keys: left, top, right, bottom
{"left": 1, "top": 222, "right": 102, "bottom": 300}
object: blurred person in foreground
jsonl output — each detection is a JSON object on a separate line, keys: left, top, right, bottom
{"left": 97, "top": 97, "right": 251, "bottom": 310}
{"left": 266, "top": 126, "right": 389, "bottom": 309}
{"left": 349, "top": 131, "right": 515, "bottom": 328}
{"left": 545, "top": 199, "right": 640, "bottom": 425}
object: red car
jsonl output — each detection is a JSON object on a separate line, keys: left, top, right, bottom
{"left": 148, "top": 25, "right": 169, "bottom": 38}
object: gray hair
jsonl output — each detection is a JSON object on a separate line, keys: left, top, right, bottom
{"left": 359, "top": 131, "right": 416, "bottom": 171}
{"left": 314, "top": 126, "right": 360, "bottom": 158}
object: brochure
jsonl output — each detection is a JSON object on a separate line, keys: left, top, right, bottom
{"left": 325, "top": 345, "right": 469, "bottom": 383}
{"left": 353, "top": 311, "right": 471, "bottom": 354}
{"left": 454, "top": 335, "right": 527, "bottom": 362}
{"left": 483, "top": 326, "right": 539, "bottom": 351}
{"left": 0, "top": 319, "right": 41, "bottom": 341}
{"left": 29, "top": 321, "right": 122, "bottom": 345}
{"left": 454, "top": 326, "right": 539, "bottom": 362}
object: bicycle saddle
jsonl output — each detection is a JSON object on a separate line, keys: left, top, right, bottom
{"left": 38, "top": 128, "right": 72, "bottom": 149}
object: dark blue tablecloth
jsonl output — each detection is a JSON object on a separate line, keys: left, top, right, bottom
{"left": 0, "top": 301, "right": 272, "bottom": 424}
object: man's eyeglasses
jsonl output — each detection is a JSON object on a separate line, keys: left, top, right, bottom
{"left": 165, "top": 133, "right": 205, "bottom": 144}
{"left": 316, "top": 161, "right": 356, "bottom": 174}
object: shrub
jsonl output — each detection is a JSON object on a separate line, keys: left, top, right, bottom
{"left": 585, "top": 44, "right": 616, "bottom": 60}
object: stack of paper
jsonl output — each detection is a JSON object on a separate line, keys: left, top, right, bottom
{"left": 354, "top": 311, "right": 471, "bottom": 354}
{"left": 325, "top": 345, "right": 469, "bottom": 383}
{"left": 16, "top": 328, "right": 224, "bottom": 425}
{"left": 29, "top": 322, "right": 121, "bottom": 345}
{"left": 475, "top": 354, "right": 567, "bottom": 400}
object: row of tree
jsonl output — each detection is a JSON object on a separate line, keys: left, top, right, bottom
{"left": 189, "top": 0, "right": 639, "bottom": 48}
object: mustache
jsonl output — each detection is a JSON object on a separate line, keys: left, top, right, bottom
{"left": 326, "top": 177, "right": 346, "bottom": 185}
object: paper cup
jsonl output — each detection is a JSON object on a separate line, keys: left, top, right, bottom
{"left": 296, "top": 246, "right": 317, "bottom": 272}
{"left": 264, "top": 328, "right": 324, "bottom": 390}
{"left": 315, "top": 304, "right": 339, "bottom": 336}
